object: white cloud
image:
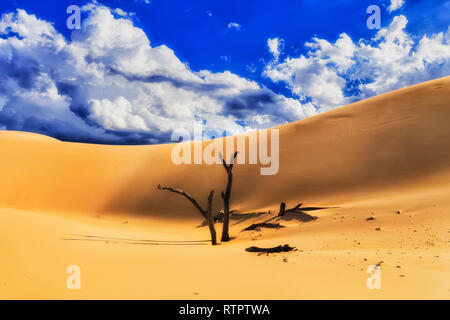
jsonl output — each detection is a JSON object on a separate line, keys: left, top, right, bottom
{"left": 264, "top": 15, "right": 450, "bottom": 112}
{"left": 267, "top": 37, "right": 283, "bottom": 61}
{"left": 113, "top": 8, "right": 136, "bottom": 18}
{"left": 264, "top": 33, "right": 355, "bottom": 111}
{"left": 1, "top": 3, "right": 447, "bottom": 145}
{"left": 388, "top": 0, "right": 405, "bottom": 13}
{"left": 0, "top": 5, "right": 314, "bottom": 143}
{"left": 113, "top": 8, "right": 127, "bottom": 17}
{"left": 227, "top": 22, "right": 241, "bottom": 30}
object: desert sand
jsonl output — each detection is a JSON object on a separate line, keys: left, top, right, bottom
{"left": 0, "top": 77, "right": 449, "bottom": 299}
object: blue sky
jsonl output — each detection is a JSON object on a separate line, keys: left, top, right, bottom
{"left": 0, "top": 0, "right": 448, "bottom": 144}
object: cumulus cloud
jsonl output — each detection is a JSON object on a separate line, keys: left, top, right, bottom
{"left": 227, "top": 22, "right": 241, "bottom": 30}
{"left": 1, "top": 3, "right": 447, "bottom": 145}
{"left": 264, "top": 15, "right": 450, "bottom": 112}
{"left": 388, "top": 0, "right": 405, "bottom": 13}
{"left": 0, "top": 4, "right": 313, "bottom": 144}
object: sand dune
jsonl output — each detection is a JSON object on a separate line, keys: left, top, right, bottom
{"left": 0, "top": 77, "right": 449, "bottom": 299}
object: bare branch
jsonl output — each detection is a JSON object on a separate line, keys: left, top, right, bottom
{"left": 157, "top": 185, "right": 218, "bottom": 245}
{"left": 229, "top": 151, "right": 238, "bottom": 170}
{"left": 157, "top": 184, "right": 207, "bottom": 219}
{"left": 219, "top": 151, "right": 239, "bottom": 171}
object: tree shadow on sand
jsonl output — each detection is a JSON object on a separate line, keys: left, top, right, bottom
{"left": 196, "top": 210, "right": 267, "bottom": 228}
{"left": 240, "top": 204, "right": 338, "bottom": 232}
{"left": 196, "top": 204, "right": 338, "bottom": 232}
{"left": 62, "top": 234, "right": 210, "bottom": 246}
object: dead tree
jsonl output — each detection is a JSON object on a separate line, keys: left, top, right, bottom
{"left": 219, "top": 151, "right": 238, "bottom": 242}
{"left": 157, "top": 185, "right": 217, "bottom": 245}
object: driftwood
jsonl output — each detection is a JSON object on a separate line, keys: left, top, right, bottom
{"left": 157, "top": 185, "right": 217, "bottom": 245}
{"left": 219, "top": 151, "right": 238, "bottom": 242}
{"left": 245, "top": 244, "right": 296, "bottom": 254}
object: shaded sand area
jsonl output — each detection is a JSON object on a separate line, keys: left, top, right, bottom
{"left": 0, "top": 77, "right": 449, "bottom": 299}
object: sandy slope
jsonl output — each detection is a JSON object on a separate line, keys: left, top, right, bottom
{"left": 0, "top": 77, "right": 449, "bottom": 299}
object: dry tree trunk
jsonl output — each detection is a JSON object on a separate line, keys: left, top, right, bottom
{"left": 205, "top": 190, "right": 217, "bottom": 245}
{"left": 278, "top": 202, "right": 305, "bottom": 216}
{"left": 157, "top": 185, "right": 217, "bottom": 245}
{"left": 219, "top": 152, "right": 238, "bottom": 242}
{"left": 278, "top": 202, "right": 286, "bottom": 216}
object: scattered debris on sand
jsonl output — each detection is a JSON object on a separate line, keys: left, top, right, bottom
{"left": 366, "top": 217, "right": 376, "bottom": 221}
